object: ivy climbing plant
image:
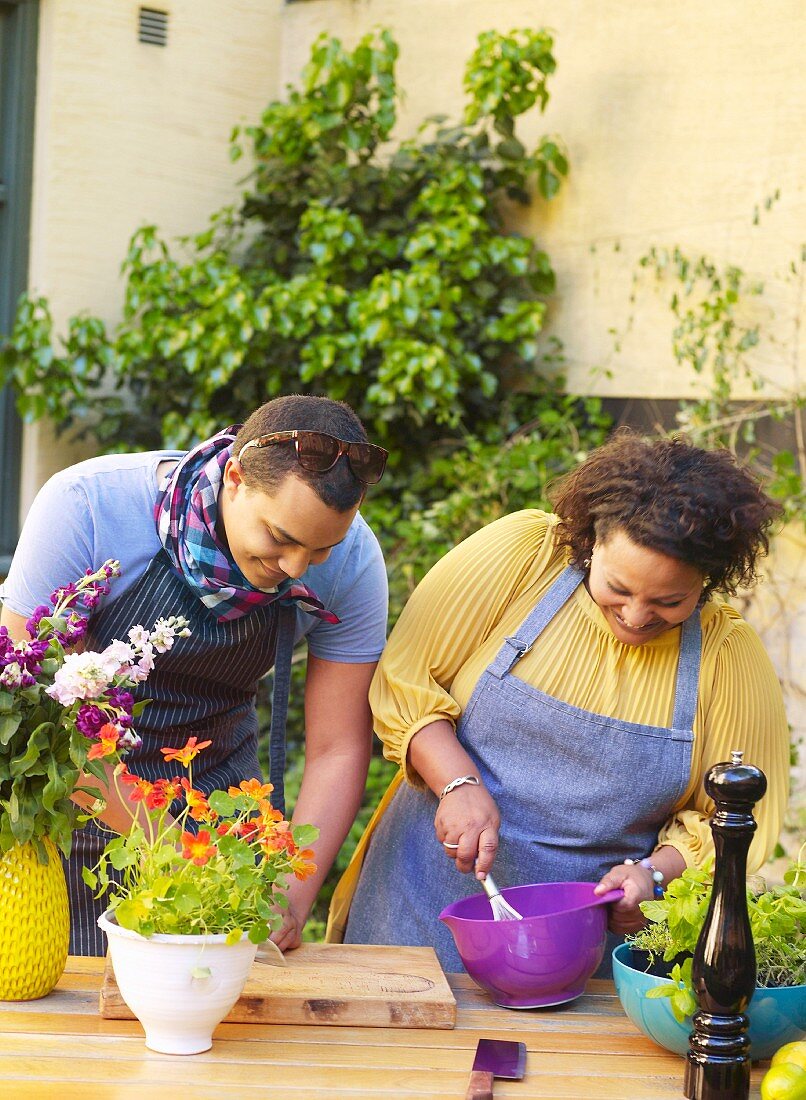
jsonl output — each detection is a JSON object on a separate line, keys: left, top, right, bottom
{"left": 0, "top": 27, "right": 570, "bottom": 466}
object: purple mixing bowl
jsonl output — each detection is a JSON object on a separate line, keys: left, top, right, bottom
{"left": 439, "top": 881, "right": 623, "bottom": 1008}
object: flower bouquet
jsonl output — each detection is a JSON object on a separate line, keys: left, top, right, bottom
{"left": 0, "top": 559, "right": 190, "bottom": 999}
{"left": 87, "top": 738, "right": 318, "bottom": 1054}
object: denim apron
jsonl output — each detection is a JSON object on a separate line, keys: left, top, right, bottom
{"left": 345, "top": 564, "right": 699, "bottom": 973}
{"left": 65, "top": 550, "right": 295, "bottom": 955}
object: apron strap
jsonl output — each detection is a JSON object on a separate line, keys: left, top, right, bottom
{"left": 268, "top": 603, "right": 297, "bottom": 817}
{"left": 487, "top": 561, "right": 702, "bottom": 734}
{"left": 670, "top": 609, "right": 702, "bottom": 733}
{"left": 488, "top": 565, "right": 583, "bottom": 679}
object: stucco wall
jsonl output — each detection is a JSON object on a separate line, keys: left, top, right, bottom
{"left": 281, "top": 0, "right": 805, "bottom": 404}
{"left": 279, "top": 2, "right": 806, "bottom": 798}
{"left": 21, "top": 0, "right": 285, "bottom": 507}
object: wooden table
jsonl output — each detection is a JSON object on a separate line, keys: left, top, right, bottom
{"left": 0, "top": 957, "right": 767, "bottom": 1098}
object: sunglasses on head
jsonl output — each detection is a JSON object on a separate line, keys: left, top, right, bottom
{"left": 238, "top": 430, "right": 388, "bottom": 485}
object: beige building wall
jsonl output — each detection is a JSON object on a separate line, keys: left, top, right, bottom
{"left": 281, "top": 0, "right": 806, "bottom": 800}
{"left": 282, "top": 0, "right": 805, "bottom": 403}
{"left": 18, "top": 2, "right": 806, "bottom": 797}
{"left": 21, "top": 0, "right": 286, "bottom": 508}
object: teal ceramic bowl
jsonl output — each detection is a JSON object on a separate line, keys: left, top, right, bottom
{"left": 612, "top": 942, "right": 806, "bottom": 1061}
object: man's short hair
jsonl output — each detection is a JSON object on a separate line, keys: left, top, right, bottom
{"left": 233, "top": 394, "right": 369, "bottom": 511}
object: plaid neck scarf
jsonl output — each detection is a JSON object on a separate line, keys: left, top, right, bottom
{"left": 154, "top": 426, "right": 340, "bottom": 624}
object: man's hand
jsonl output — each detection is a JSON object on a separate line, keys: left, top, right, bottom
{"left": 269, "top": 900, "right": 305, "bottom": 952}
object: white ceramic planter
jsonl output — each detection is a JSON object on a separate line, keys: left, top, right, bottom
{"left": 98, "top": 910, "right": 258, "bottom": 1055}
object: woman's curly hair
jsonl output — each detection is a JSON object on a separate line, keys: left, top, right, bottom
{"left": 549, "top": 428, "right": 782, "bottom": 597}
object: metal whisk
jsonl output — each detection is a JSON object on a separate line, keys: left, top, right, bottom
{"left": 481, "top": 874, "right": 523, "bottom": 921}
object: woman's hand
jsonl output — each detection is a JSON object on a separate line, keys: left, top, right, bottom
{"left": 595, "top": 845, "right": 686, "bottom": 935}
{"left": 594, "top": 863, "right": 656, "bottom": 935}
{"left": 435, "top": 783, "right": 500, "bottom": 878}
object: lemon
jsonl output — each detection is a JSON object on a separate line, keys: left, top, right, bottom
{"left": 772, "top": 1043, "right": 806, "bottom": 1073}
{"left": 0, "top": 839, "right": 70, "bottom": 1000}
{"left": 761, "top": 1062, "right": 806, "bottom": 1100}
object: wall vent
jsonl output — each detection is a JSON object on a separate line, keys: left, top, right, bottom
{"left": 138, "top": 8, "right": 169, "bottom": 47}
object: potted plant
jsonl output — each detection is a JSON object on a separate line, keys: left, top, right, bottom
{"left": 0, "top": 560, "right": 189, "bottom": 1000}
{"left": 88, "top": 738, "right": 318, "bottom": 1055}
{"left": 612, "top": 851, "right": 806, "bottom": 1060}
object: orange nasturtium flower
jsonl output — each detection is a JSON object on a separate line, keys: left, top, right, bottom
{"left": 258, "top": 798, "right": 283, "bottom": 825}
{"left": 291, "top": 849, "right": 317, "bottom": 881}
{"left": 259, "top": 821, "right": 297, "bottom": 857}
{"left": 160, "top": 736, "right": 212, "bottom": 767}
{"left": 228, "top": 778, "right": 274, "bottom": 801}
{"left": 121, "top": 773, "right": 154, "bottom": 803}
{"left": 181, "top": 780, "right": 215, "bottom": 823}
{"left": 144, "top": 779, "right": 171, "bottom": 812}
{"left": 87, "top": 722, "right": 121, "bottom": 761}
{"left": 180, "top": 829, "right": 218, "bottom": 866}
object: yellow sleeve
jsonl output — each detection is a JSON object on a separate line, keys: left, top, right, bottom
{"left": 657, "top": 615, "right": 790, "bottom": 874}
{"left": 369, "top": 510, "right": 556, "bottom": 787}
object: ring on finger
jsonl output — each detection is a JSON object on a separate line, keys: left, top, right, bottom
{"left": 442, "top": 841, "right": 460, "bottom": 849}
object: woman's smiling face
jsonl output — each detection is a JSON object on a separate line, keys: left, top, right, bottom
{"left": 586, "top": 528, "right": 705, "bottom": 645}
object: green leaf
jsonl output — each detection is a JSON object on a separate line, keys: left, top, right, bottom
{"left": 0, "top": 714, "right": 22, "bottom": 745}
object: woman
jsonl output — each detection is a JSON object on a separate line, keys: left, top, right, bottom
{"left": 332, "top": 430, "right": 789, "bottom": 973}
{"left": 0, "top": 394, "right": 389, "bottom": 955}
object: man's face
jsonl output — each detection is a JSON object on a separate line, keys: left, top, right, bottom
{"left": 218, "top": 462, "right": 358, "bottom": 588}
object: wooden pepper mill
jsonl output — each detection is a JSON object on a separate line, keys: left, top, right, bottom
{"left": 683, "top": 750, "right": 767, "bottom": 1100}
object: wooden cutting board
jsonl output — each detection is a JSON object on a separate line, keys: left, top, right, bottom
{"left": 99, "top": 942, "right": 456, "bottom": 1029}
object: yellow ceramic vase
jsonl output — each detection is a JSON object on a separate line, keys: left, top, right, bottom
{"left": 0, "top": 839, "right": 70, "bottom": 1000}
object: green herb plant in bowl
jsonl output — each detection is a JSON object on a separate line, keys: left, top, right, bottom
{"left": 612, "top": 848, "right": 806, "bottom": 1060}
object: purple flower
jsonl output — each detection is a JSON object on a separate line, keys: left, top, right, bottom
{"left": 56, "top": 613, "right": 88, "bottom": 646}
{"left": 49, "top": 582, "right": 76, "bottom": 604}
{"left": 0, "top": 629, "right": 14, "bottom": 666}
{"left": 106, "top": 687, "right": 135, "bottom": 711}
{"left": 75, "top": 704, "right": 108, "bottom": 739}
{"left": 24, "top": 606, "right": 52, "bottom": 637}
{"left": 11, "top": 639, "right": 48, "bottom": 678}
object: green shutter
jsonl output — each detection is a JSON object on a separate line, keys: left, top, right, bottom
{"left": 0, "top": 0, "right": 39, "bottom": 572}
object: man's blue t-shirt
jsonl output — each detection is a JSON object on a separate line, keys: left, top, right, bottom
{"left": 0, "top": 451, "right": 388, "bottom": 663}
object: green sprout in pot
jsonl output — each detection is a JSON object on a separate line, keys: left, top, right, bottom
{"left": 626, "top": 845, "right": 806, "bottom": 1023}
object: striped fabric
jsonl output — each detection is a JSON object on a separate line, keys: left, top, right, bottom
{"left": 154, "top": 425, "right": 339, "bottom": 623}
{"left": 65, "top": 550, "right": 288, "bottom": 956}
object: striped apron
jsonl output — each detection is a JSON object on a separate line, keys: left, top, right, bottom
{"left": 65, "top": 549, "right": 293, "bottom": 955}
{"left": 344, "top": 564, "right": 699, "bottom": 974}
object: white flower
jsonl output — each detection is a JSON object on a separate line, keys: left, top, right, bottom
{"left": 149, "top": 619, "right": 177, "bottom": 654}
{"left": 102, "top": 639, "right": 136, "bottom": 675}
{"left": 148, "top": 615, "right": 191, "bottom": 653}
{"left": 127, "top": 625, "right": 150, "bottom": 650}
{"left": 46, "top": 650, "right": 118, "bottom": 705}
{"left": 130, "top": 643, "right": 155, "bottom": 683}
{"left": 118, "top": 729, "right": 142, "bottom": 750}
{"left": 0, "top": 662, "right": 23, "bottom": 689}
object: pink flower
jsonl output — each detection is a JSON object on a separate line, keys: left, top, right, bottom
{"left": 46, "top": 650, "right": 119, "bottom": 705}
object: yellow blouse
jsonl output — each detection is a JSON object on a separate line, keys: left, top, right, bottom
{"left": 327, "top": 510, "right": 789, "bottom": 941}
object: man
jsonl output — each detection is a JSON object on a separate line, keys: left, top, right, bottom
{"left": 0, "top": 394, "right": 388, "bottom": 954}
